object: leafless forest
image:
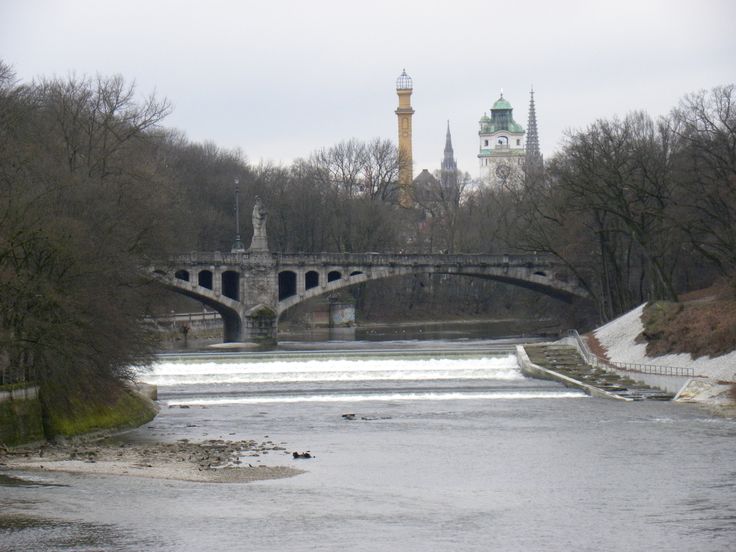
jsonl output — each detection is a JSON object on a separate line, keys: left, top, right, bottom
{"left": 1, "top": 60, "right": 734, "bottom": 395}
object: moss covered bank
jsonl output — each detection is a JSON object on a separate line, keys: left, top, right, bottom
{"left": 0, "top": 382, "right": 156, "bottom": 447}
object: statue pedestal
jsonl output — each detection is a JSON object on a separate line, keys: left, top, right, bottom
{"left": 248, "top": 235, "right": 268, "bottom": 252}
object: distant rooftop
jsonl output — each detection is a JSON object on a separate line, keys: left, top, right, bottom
{"left": 492, "top": 94, "right": 513, "bottom": 110}
{"left": 480, "top": 93, "right": 524, "bottom": 135}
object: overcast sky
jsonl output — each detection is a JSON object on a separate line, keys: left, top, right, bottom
{"left": 1, "top": 0, "right": 734, "bottom": 177}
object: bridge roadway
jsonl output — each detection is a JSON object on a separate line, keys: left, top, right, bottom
{"left": 150, "top": 251, "right": 588, "bottom": 344}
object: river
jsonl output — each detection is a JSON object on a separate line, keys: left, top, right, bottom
{"left": 1, "top": 335, "right": 735, "bottom": 551}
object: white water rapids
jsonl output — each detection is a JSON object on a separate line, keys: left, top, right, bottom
{"left": 140, "top": 353, "right": 586, "bottom": 406}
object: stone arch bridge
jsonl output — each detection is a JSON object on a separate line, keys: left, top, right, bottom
{"left": 149, "top": 251, "right": 588, "bottom": 343}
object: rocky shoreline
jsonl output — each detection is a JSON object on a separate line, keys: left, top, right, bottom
{"left": 0, "top": 437, "right": 305, "bottom": 483}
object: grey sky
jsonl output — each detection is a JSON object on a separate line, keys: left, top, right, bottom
{"left": 1, "top": 0, "right": 734, "bottom": 178}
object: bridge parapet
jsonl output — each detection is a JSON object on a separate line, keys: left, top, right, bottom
{"left": 167, "top": 251, "right": 243, "bottom": 265}
{"left": 275, "top": 252, "right": 559, "bottom": 267}
{"left": 165, "top": 251, "right": 562, "bottom": 269}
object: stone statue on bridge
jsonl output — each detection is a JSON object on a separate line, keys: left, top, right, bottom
{"left": 249, "top": 196, "right": 268, "bottom": 252}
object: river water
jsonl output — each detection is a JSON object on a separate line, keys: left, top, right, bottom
{"left": 2, "top": 337, "right": 735, "bottom": 551}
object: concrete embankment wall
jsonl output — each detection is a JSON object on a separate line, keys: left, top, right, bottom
{"left": 608, "top": 370, "right": 689, "bottom": 395}
{"left": 515, "top": 346, "right": 630, "bottom": 401}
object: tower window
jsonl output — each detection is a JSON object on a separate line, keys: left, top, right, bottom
{"left": 517, "top": 139, "right": 521, "bottom": 145}
{"left": 484, "top": 139, "right": 489, "bottom": 146}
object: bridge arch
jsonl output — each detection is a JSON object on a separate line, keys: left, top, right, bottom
{"left": 276, "top": 265, "right": 587, "bottom": 316}
{"left": 152, "top": 271, "right": 244, "bottom": 342}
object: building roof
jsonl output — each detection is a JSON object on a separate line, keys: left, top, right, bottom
{"left": 396, "top": 69, "right": 413, "bottom": 90}
{"left": 480, "top": 121, "right": 525, "bottom": 134}
{"left": 413, "top": 168, "right": 438, "bottom": 186}
{"left": 492, "top": 97, "right": 513, "bottom": 110}
{"left": 479, "top": 93, "right": 524, "bottom": 135}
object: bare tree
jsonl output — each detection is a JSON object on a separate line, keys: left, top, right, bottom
{"left": 412, "top": 169, "right": 471, "bottom": 253}
{"left": 671, "top": 84, "right": 736, "bottom": 275}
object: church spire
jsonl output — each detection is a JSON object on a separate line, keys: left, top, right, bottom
{"left": 441, "top": 121, "right": 458, "bottom": 197}
{"left": 525, "top": 87, "right": 543, "bottom": 168}
{"left": 442, "top": 120, "right": 457, "bottom": 173}
{"left": 444, "top": 121, "right": 454, "bottom": 155}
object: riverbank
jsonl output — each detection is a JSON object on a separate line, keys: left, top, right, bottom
{"left": 1, "top": 435, "right": 303, "bottom": 483}
{"left": 590, "top": 303, "right": 736, "bottom": 415}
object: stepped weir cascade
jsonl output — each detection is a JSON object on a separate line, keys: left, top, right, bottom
{"left": 149, "top": 203, "right": 588, "bottom": 343}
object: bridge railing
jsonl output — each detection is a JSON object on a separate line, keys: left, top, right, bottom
{"left": 143, "top": 311, "right": 221, "bottom": 325}
{"left": 566, "top": 329, "right": 695, "bottom": 377}
{"left": 275, "top": 252, "right": 559, "bottom": 267}
{"left": 162, "top": 251, "right": 562, "bottom": 268}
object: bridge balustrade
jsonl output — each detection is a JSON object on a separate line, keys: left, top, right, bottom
{"left": 167, "top": 251, "right": 560, "bottom": 269}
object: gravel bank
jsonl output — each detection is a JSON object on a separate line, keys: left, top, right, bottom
{"left": 1, "top": 438, "right": 305, "bottom": 483}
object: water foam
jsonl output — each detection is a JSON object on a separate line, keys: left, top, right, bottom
{"left": 141, "top": 356, "right": 523, "bottom": 386}
{"left": 166, "top": 390, "right": 585, "bottom": 406}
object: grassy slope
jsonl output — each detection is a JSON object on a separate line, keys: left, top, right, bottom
{"left": 639, "top": 280, "right": 736, "bottom": 358}
{"left": 41, "top": 380, "right": 157, "bottom": 439}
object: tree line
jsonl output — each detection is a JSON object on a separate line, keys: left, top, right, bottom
{"left": 500, "top": 87, "right": 736, "bottom": 320}
{"left": 1, "top": 58, "right": 733, "bottom": 391}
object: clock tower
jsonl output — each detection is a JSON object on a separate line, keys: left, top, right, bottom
{"left": 478, "top": 92, "right": 525, "bottom": 187}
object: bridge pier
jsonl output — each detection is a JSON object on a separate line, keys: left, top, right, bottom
{"left": 241, "top": 304, "right": 278, "bottom": 345}
{"left": 222, "top": 311, "right": 242, "bottom": 343}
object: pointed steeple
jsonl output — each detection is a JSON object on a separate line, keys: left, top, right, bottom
{"left": 442, "top": 120, "right": 457, "bottom": 173}
{"left": 441, "top": 121, "right": 458, "bottom": 198}
{"left": 526, "top": 87, "right": 542, "bottom": 163}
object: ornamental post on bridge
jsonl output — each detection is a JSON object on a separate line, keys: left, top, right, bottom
{"left": 239, "top": 197, "right": 278, "bottom": 344}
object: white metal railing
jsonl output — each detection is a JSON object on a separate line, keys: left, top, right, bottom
{"left": 0, "top": 385, "right": 39, "bottom": 404}
{"left": 567, "top": 330, "right": 695, "bottom": 378}
{"left": 144, "top": 312, "right": 221, "bottom": 325}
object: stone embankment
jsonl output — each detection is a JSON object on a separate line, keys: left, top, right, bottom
{"left": 517, "top": 344, "right": 674, "bottom": 401}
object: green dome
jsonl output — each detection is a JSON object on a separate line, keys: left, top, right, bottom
{"left": 479, "top": 94, "right": 524, "bottom": 135}
{"left": 492, "top": 96, "right": 512, "bottom": 110}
